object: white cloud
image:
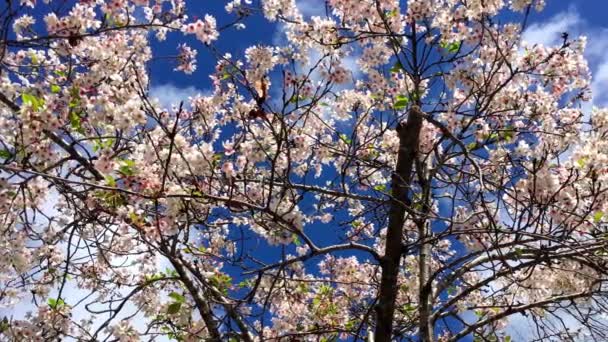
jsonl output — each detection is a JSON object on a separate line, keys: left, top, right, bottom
{"left": 297, "top": 0, "right": 328, "bottom": 18}
{"left": 584, "top": 26, "right": 608, "bottom": 107}
{"left": 591, "top": 61, "right": 608, "bottom": 107}
{"left": 522, "top": 10, "right": 582, "bottom": 46}
{"left": 149, "top": 84, "right": 203, "bottom": 110}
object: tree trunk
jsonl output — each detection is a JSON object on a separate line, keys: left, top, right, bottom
{"left": 417, "top": 223, "right": 434, "bottom": 341}
{"left": 375, "top": 106, "right": 424, "bottom": 341}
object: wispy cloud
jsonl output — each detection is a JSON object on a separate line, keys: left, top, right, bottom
{"left": 522, "top": 10, "right": 582, "bottom": 46}
{"left": 297, "top": 0, "right": 328, "bottom": 18}
{"left": 149, "top": 84, "right": 203, "bottom": 110}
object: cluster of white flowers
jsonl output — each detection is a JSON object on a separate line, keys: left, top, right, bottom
{"left": 182, "top": 15, "right": 219, "bottom": 44}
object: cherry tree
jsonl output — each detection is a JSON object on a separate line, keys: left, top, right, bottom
{"left": 1, "top": 0, "right": 608, "bottom": 341}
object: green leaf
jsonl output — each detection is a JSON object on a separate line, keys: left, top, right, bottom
{"left": 165, "top": 268, "right": 179, "bottom": 277}
{"left": 145, "top": 273, "right": 165, "bottom": 282}
{"left": 54, "top": 70, "right": 67, "bottom": 77}
{"left": 504, "top": 336, "right": 512, "bottom": 342}
{"left": 0, "top": 149, "right": 12, "bottom": 159}
{"left": 70, "top": 111, "right": 84, "bottom": 134}
{"left": 594, "top": 211, "right": 604, "bottom": 223}
{"left": 209, "top": 273, "right": 233, "bottom": 295}
{"left": 93, "top": 138, "right": 115, "bottom": 152}
{"left": 21, "top": 93, "right": 44, "bottom": 111}
{"left": 104, "top": 138, "right": 115, "bottom": 148}
{"left": 168, "top": 292, "right": 185, "bottom": 303}
{"left": 69, "top": 87, "right": 81, "bottom": 108}
{"left": 344, "top": 319, "right": 356, "bottom": 330}
{"left": 319, "top": 284, "right": 333, "bottom": 295}
{"left": 339, "top": 134, "right": 352, "bottom": 144}
{"left": 104, "top": 13, "right": 115, "bottom": 26}
{"left": 501, "top": 130, "right": 515, "bottom": 142}
{"left": 402, "top": 303, "right": 416, "bottom": 314}
{"left": 118, "top": 160, "right": 136, "bottom": 176}
{"left": 487, "top": 132, "right": 499, "bottom": 141}
{"left": 390, "top": 61, "right": 404, "bottom": 74}
{"left": 312, "top": 297, "right": 320, "bottom": 307}
{"left": 448, "top": 41, "right": 461, "bottom": 53}
{"left": 374, "top": 184, "right": 387, "bottom": 192}
{"left": 105, "top": 175, "right": 116, "bottom": 187}
{"left": 393, "top": 95, "right": 409, "bottom": 110}
{"left": 238, "top": 280, "right": 252, "bottom": 288}
{"left": 441, "top": 41, "right": 461, "bottom": 53}
{"left": 168, "top": 332, "right": 182, "bottom": 341}
{"left": 47, "top": 298, "right": 65, "bottom": 309}
{"left": 290, "top": 95, "right": 309, "bottom": 103}
{"left": 50, "top": 84, "right": 61, "bottom": 93}
{"left": 167, "top": 302, "right": 182, "bottom": 314}
{"left": 577, "top": 157, "right": 588, "bottom": 168}
{"left": 212, "top": 153, "right": 223, "bottom": 167}
{"left": 0, "top": 317, "right": 9, "bottom": 333}
{"left": 514, "top": 247, "right": 524, "bottom": 257}
{"left": 69, "top": 99, "right": 80, "bottom": 108}
{"left": 385, "top": 9, "right": 399, "bottom": 18}
{"left": 292, "top": 234, "right": 301, "bottom": 246}
{"left": 320, "top": 335, "right": 338, "bottom": 342}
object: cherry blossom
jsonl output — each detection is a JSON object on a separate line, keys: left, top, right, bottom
{"left": 181, "top": 15, "right": 219, "bottom": 45}
{"left": 1, "top": 0, "right": 608, "bottom": 341}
